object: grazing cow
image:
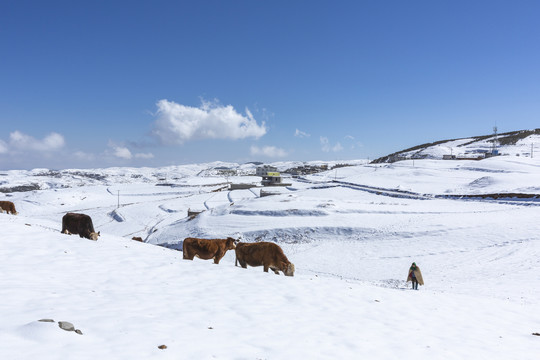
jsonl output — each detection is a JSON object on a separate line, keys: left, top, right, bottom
{"left": 61, "top": 212, "right": 100, "bottom": 240}
{"left": 235, "top": 242, "right": 295, "bottom": 276}
{"left": 0, "top": 201, "right": 17, "bottom": 215}
{"left": 182, "top": 237, "right": 237, "bottom": 264}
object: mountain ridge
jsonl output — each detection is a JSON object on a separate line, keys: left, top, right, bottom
{"left": 372, "top": 128, "right": 540, "bottom": 163}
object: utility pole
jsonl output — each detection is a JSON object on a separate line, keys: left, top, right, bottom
{"left": 532, "top": 144, "right": 534, "bottom": 158}
{"left": 492, "top": 126, "right": 498, "bottom": 155}
{"left": 117, "top": 190, "right": 120, "bottom": 209}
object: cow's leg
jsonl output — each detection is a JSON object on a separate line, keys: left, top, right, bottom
{"left": 271, "top": 268, "right": 280, "bottom": 275}
{"left": 214, "top": 250, "right": 225, "bottom": 264}
{"left": 263, "top": 265, "right": 269, "bottom": 272}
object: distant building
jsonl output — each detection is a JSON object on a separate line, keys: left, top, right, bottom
{"left": 256, "top": 165, "right": 278, "bottom": 177}
{"left": 483, "top": 150, "right": 499, "bottom": 159}
{"left": 187, "top": 208, "right": 204, "bottom": 219}
{"left": 443, "top": 155, "right": 457, "bottom": 160}
{"left": 229, "top": 183, "right": 258, "bottom": 190}
{"left": 261, "top": 172, "right": 283, "bottom": 186}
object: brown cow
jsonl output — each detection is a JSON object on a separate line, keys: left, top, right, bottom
{"left": 183, "top": 237, "right": 237, "bottom": 264}
{"left": 61, "top": 212, "right": 100, "bottom": 240}
{"left": 132, "top": 236, "right": 144, "bottom": 242}
{"left": 235, "top": 242, "right": 295, "bottom": 276}
{"left": 0, "top": 201, "right": 17, "bottom": 215}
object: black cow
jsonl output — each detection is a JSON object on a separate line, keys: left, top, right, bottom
{"left": 61, "top": 212, "right": 100, "bottom": 240}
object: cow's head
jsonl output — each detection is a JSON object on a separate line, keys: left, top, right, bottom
{"left": 89, "top": 231, "right": 100, "bottom": 241}
{"left": 226, "top": 237, "right": 237, "bottom": 249}
{"left": 283, "top": 262, "right": 295, "bottom": 277}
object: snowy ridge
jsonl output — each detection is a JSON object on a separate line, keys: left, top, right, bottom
{"left": 373, "top": 128, "right": 540, "bottom": 162}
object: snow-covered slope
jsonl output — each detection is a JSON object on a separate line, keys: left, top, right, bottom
{"left": 1, "top": 215, "right": 539, "bottom": 359}
{"left": 373, "top": 128, "right": 540, "bottom": 162}
{"left": 1, "top": 156, "right": 540, "bottom": 359}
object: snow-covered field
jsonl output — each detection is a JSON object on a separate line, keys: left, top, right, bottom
{"left": 1, "top": 157, "right": 540, "bottom": 359}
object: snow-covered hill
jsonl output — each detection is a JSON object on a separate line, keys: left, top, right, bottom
{"left": 1, "top": 156, "right": 540, "bottom": 359}
{"left": 373, "top": 128, "right": 540, "bottom": 163}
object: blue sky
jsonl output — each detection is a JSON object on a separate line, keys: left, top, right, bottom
{"left": 1, "top": 0, "right": 539, "bottom": 170}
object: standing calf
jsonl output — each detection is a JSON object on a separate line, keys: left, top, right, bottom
{"left": 235, "top": 242, "right": 295, "bottom": 276}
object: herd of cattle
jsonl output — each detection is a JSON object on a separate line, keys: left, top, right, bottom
{"left": 1, "top": 200, "right": 295, "bottom": 276}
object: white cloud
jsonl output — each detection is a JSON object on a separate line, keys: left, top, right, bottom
{"left": 320, "top": 137, "right": 343, "bottom": 153}
{"left": 345, "top": 135, "right": 355, "bottom": 140}
{"left": 8, "top": 131, "right": 65, "bottom": 152}
{"left": 295, "top": 129, "right": 311, "bottom": 138}
{"left": 113, "top": 146, "right": 132, "bottom": 159}
{"left": 0, "top": 140, "right": 7, "bottom": 154}
{"left": 320, "top": 137, "right": 331, "bottom": 152}
{"left": 250, "top": 145, "right": 287, "bottom": 158}
{"left": 106, "top": 141, "right": 132, "bottom": 159}
{"left": 135, "top": 152, "right": 154, "bottom": 159}
{"left": 153, "top": 99, "right": 267, "bottom": 144}
{"left": 333, "top": 142, "right": 344, "bottom": 152}
{"left": 106, "top": 141, "right": 153, "bottom": 161}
